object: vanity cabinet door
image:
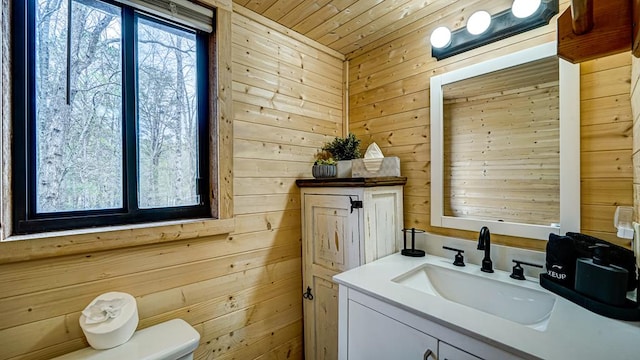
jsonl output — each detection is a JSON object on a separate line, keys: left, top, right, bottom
{"left": 347, "top": 300, "right": 438, "bottom": 360}
{"left": 303, "top": 194, "right": 361, "bottom": 274}
{"left": 303, "top": 193, "right": 361, "bottom": 360}
{"left": 439, "top": 342, "right": 483, "bottom": 360}
{"left": 300, "top": 185, "right": 404, "bottom": 360}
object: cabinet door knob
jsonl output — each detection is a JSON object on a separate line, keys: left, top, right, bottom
{"left": 423, "top": 349, "right": 438, "bottom": 360}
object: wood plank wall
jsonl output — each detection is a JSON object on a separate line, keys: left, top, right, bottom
{"left": 347, "top": 0, "right": 633, "bottom": 250}
{"left": 632, "top": 57, "right": 640, "bottom": 226}
{"left": 580, "top": 53, "right": 634, "bottom": 246}
{"left": 0, "top": 6, "right": 343, "bottom": 360}
{"left": 225, "top": 7, "right": 343, "bottom": 359}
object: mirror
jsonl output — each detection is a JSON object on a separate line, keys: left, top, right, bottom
{"left": 430, "top": 42, "right": 580, "bottom": 240}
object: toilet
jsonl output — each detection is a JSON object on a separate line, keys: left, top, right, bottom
{"left": 53, "top": 319, "right": 200, "bottom": 360}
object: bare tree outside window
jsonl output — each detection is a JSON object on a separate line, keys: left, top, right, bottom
{"left": 35, "top": 0, "right": 122, "bottom": 213}
{"left": 137, "top": 18, "right": 199, "bottom": 209}
{"left": 33, "top": 0, "right": 201, "bottom": 213}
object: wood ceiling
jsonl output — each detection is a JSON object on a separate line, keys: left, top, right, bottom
{"left": 233, "top": 0, "right": 508, "bottom": 56}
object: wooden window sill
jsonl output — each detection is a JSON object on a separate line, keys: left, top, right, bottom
{"left": 0, "top": 217, "right": 235, "bottom": 264}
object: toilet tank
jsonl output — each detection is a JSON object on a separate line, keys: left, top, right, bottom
{"left": 53, "top": 319, "right": 200, "bottom": 360}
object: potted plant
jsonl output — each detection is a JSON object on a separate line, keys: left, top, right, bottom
{"left": 312, "top": 152, "right": 337, "bottom": 178}
{"left": 322, "top": 133, "right": 362, "bottom": 177}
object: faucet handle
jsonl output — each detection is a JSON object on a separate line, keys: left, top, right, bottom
{"left": 442, "top": 246, "right": 465, "bottom": 267}
{"left": 510, "top": 259, "right": 543, "bottom": 280}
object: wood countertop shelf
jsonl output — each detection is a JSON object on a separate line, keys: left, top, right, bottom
{"left": 295, "top": 176, "right": 407, "bottom": 188}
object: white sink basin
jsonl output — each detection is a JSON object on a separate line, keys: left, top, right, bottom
{"left": 393, "top": 263, "right": 555, "bottom": 329}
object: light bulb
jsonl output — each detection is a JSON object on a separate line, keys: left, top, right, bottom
{"left": 430, "top": 26, "right": 452, "bottom": 48}
{"left": 512, "top": 0, "right": 541, "bottom": 18}
{"left": 467, "top": 11, "right": 491, "bottom": 35}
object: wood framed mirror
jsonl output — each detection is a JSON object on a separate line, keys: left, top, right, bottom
{"left": 430, "top": 42, "right": 580, "bottom": 240}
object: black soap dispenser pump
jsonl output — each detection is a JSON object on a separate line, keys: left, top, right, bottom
{"left": 575, "top": 244, "right": 629, "bottom": 306}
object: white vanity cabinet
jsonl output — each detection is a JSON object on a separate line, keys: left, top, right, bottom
{"left": 347, "top": 299, "right": 438, "bottom": 360}
{"left": 338, "top": 286, "right": 525, "bottom": 360}
{"left": 296, "top": 177, "right": 406, "bottom": 360}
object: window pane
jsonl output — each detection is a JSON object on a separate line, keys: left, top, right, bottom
{"left": 137, "top": 18, "right": 200, "bottom": 209}
{"left": 35, "top": 0, "right": 123, "bottom": 213}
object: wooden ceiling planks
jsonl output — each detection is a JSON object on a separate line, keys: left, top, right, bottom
{"left": 233, "top": 0, "right": 511, "bottom": 56}
{"left": 232, "top": 1, "right": 583, "bottom": 58}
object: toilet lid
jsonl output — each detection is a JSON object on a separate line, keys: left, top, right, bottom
{"left": 52, "top": 319, "right": 200, "bottom": 360}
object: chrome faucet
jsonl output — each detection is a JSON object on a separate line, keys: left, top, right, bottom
{"left": 477, "top": 226, "right": 493, "bottom": 273}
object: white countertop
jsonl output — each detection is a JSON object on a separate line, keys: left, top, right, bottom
{"left": 334, "top": 252, "right": 640, "bottom": 360}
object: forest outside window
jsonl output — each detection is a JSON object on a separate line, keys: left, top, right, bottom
{"left": 12, "top": 0, "right": 215, "bottom": 234}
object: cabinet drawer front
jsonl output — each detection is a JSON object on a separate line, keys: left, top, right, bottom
{"left": 439, "top": 342, "right": 483, "bottom": 360}
{"left": 347, "top": 300, "right": 438, "bottom": 360}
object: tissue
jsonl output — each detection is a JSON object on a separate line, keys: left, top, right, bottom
{"left": 79, "top": 292, "right": 138, "bottom": 349}
{"left": 362, "top": 142, "right": 384, "bottom": 172}
{"left": 82, "top": 297, "right": 128, "bottom": 324}
{"left": 364, "top": 142, "right": 384, "bottom": 159}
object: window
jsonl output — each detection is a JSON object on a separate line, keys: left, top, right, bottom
{"left": 12, "top": 0, "right": 214, "bottom": 234}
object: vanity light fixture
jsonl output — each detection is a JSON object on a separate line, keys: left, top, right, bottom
{"left": 512, "top": 0, "right": 542, "bottom": 18}
{"left": 467, "top": 11, "right": 492, "bottom": 35}
{"left": 430, "top": 0, "right": 558, "bottom": 60}
{"left": 430, "top": 26, "right": 452, "bottom": 48}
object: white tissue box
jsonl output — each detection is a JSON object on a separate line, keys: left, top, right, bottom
{"left": 352, "top": 157, "right": 401, "bottom": 178}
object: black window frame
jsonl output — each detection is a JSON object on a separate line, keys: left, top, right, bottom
{"left": 11, "top": 0, "right": 212, "bottom": 235}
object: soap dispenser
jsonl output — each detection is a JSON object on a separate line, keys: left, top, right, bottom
{"left": 575, "top": 244, "right": 628, "bottom": 306}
